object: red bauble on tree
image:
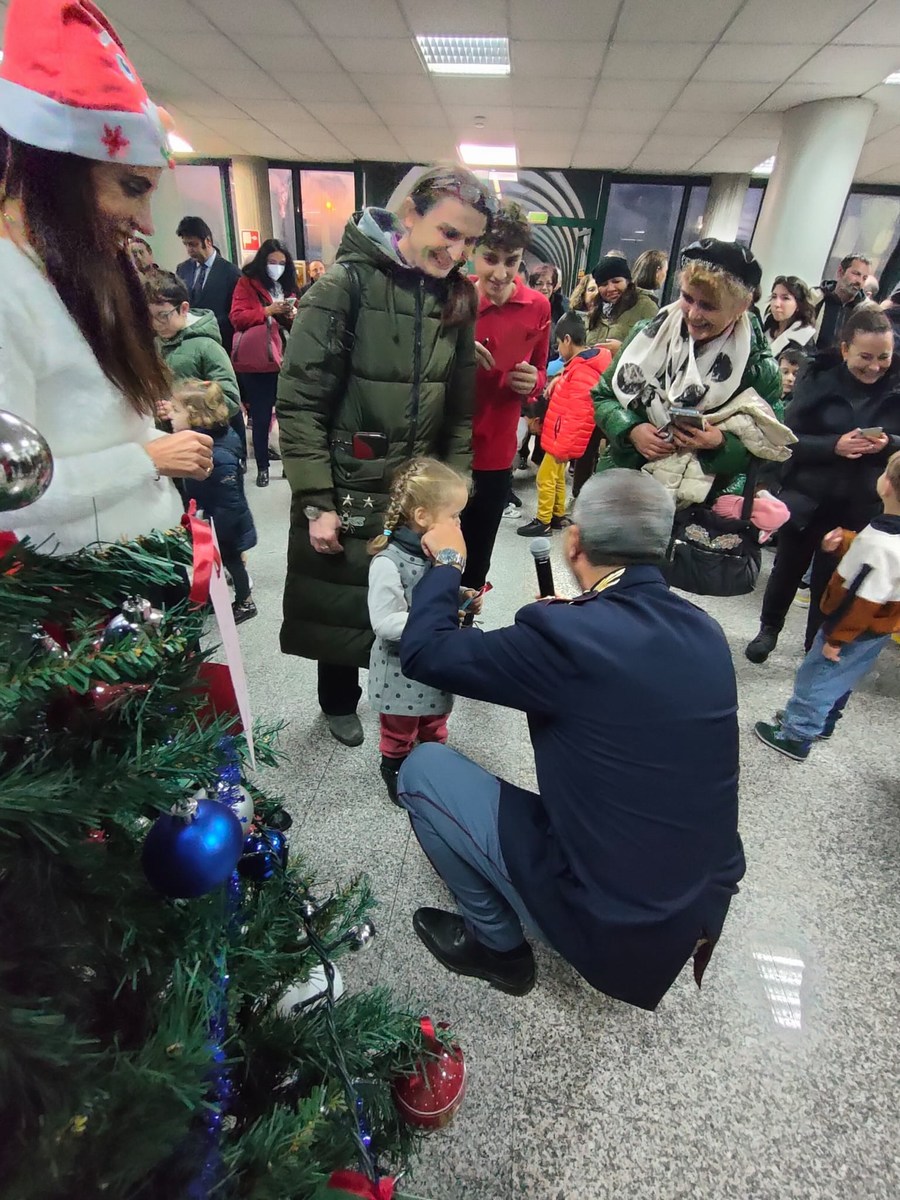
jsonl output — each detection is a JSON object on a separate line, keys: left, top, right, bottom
{"left": 392, "top": 1018, "right": 466, "bottom": 1130}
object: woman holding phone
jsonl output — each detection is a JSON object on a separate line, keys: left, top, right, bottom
{"left": 230, "top": 238, "right": 299, "bottom": 487}
{"left": 277, "top": 168, "right": 495, "bottom": 747}
{"left": 746, "top": 307, "right": 900, "bottom": 661}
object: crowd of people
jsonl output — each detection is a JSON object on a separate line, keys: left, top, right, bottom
{"left": 3, "top": 0, "right": 900, "bottom": 1014}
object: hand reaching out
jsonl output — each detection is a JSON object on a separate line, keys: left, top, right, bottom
{"left": 820, "top": 527, "right": 844, "bottom": 553}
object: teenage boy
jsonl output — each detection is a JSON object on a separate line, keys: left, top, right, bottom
{"left": 461, "top": 202, "right": 551, "bottom": 590}
{"left": 518, "top": 312, "right": 611, "bottom": 537}
{"left": 755, "top": 451, "right": 900, "bottom": 760}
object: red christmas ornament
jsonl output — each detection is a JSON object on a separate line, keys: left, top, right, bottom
{"left": 392, "top": 1018, "right": 466, "bottom": 1130}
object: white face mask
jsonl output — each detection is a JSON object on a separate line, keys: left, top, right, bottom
{"left": 267, "top": 263, "right": 285, "bottom": 282}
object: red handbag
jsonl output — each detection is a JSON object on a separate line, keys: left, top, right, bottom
{"left": 231, "top": 316, "right": 283, "bottom": 374}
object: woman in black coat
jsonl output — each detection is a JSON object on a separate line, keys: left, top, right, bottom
{"left": 746, "top": 307, "right": 900, "bottom": 661}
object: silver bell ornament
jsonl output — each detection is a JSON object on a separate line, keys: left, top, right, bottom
{"left": 212, "top": 782, "right": 255, "bottom": 836}
{"left": 0, "top": 409, "right": 54, "bottom": 513}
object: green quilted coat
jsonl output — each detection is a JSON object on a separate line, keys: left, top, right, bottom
{"left": 276, "top": 212, "right": 476, "bottom": 667}
{"left": 592, "top": 310, "right": 783, "bottom": 496}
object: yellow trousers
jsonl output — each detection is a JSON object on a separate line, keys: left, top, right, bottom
{"left": 536, "top": 453, "right": 567, "bottom": 524}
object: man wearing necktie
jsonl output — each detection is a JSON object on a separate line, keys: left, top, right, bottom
{"left": 175, "top": 216, "right": 241, "bottom": 353}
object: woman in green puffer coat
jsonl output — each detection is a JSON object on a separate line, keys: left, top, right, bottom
{"left": 276, "top": 167, "right": 496, "bottom": 747}
{"left": 592, "top": 239, "right": 783, "bottom": 504}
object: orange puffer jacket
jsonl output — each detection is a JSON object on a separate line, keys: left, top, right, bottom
{"left": 540, "top": 348, "right": 612, "bottom": 461}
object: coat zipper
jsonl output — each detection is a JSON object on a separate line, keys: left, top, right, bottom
{"left": 407, "top": 277, "right": 424, "bottom": 456}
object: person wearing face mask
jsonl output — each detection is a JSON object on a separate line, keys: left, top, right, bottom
{"left": 0, "top": 0, "right": 212, "bottom": 555}
{"left": 230, "top": 239, "right": 299, "bottom": 488}
{"left": 586, "top": 255, "right": 658, "bottom": 355}
{"left": 746, "top": 307, "right": 900, "bottom": 662}
{"left": 764, "top": 275, "right": 817, "bottom": 356}
{"left": 592, "top": 239, "right": 782, "bottom": 507}
{"left": 276, "top": 167, "right": 495, "bottom": 748}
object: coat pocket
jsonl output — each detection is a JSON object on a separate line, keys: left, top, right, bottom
{"left": 331, "top": 446, "right": 387, "bottom": 489}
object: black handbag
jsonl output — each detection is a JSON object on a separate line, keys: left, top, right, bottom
{"left": 664, "top": 463, "right": 762, "bottom": 597}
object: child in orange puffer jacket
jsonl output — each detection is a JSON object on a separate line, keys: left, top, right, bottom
{"left": 517, "top": 312, "right": 612, "bottom": 537}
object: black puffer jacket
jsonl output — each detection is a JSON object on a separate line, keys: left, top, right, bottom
{"left": 779, "top": 350, "right": 900, "bottom": 526}
{"left": 182, "top": 426, "right": 257, "bottom": 555}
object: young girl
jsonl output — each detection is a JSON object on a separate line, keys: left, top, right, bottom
{"left": 367, "top": 459, "right": 473, "bottom": 803}
{"left": 170, "top": 380, "right": 259, "bottom": 626}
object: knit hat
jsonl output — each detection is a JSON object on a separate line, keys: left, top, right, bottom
{"left": 680, "top": 239, "right": 762, "bottom": 290}
{"left": 592, "top": 255, "right": 632, "bottom": 286}
{"left": 0, "top": 0, "right": 173, "bottom": 168}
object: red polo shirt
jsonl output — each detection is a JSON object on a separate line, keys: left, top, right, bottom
{"left": 472, "top": 277, "right": 551, "bottom": 470}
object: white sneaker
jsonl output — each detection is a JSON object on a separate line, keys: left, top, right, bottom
{"left": 502, "top": 504, "right": 520, "bottom": 519}
{"left": 793, "top": 590, "right": 810, "bottom": 609}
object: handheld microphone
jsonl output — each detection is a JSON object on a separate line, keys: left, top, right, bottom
{"left": 529, "top": 537, "right": 555, "bottom": 599}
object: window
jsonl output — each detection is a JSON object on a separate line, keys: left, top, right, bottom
{"left": 736, "top": 186, "right": 764, "bottom": 247}
{"left": 601, "top": 182, "right": 685, "bottom": 265}
{"left": 152, "top": 163, "right": 233, "bottom": 268}
{"left": 299, "top": 170, "right": 355, "bottom": 266}
{"left": 269, "top": 168, "right": 297, "bottom": 259}
{"left": 825, "top": 191, "right": 900, "bottom": 281}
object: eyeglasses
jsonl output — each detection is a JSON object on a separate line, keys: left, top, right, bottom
{"left": 417, "top": 173, "right": 499, "bottom": 216}
{"left": 151, "top": 307, "right": 179, "bottom": 325}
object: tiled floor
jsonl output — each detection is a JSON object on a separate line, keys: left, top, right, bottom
{"left": 236, "top": 463, "right": 900, "bottom": 1200}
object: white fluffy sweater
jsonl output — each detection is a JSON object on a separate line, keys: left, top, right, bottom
{"left": 0, "top": 239, "right": 183, "bottom": 554}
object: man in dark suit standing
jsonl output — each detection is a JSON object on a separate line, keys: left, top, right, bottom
{"left": 175, "top": 216, "right": 241, "bottom": 353}
{"left": 397, "top": 469, "right": 745, "bottom": 1010}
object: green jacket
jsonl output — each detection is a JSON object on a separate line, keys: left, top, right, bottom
{"left": 277, "top": 209, "right": 476, "bottom": 667}
{"left": 587, "top": 290, "right": 658, "bottom": 347}
{"left": 592, "top": 311, "right": 782, "bottom": 495}
{"left": 158, "top": 309, "right": 240, "bottom": 414}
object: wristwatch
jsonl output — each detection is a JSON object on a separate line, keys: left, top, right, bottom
{"left": 303, "top": 505, "right": 325, "bottom": 521}
{"left": 434, "top": 548, "right": 465, "bottom": 572}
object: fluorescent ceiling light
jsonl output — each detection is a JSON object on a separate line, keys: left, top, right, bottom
{"left": 883, "top": 71, "right": 900, "bottom": 84}
{"left": 168, "top": 133, "right": 194, "bottom": 154}
{"left": 459, "top": 142, "right": 517, "bottom": 167}
{"left": 417, "top": 35, "right": 510, "bottom": 76}
{"left": 752, "top": 155, "right": 775, "bottom": 175}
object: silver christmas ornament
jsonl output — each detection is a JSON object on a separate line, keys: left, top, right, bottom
{"left": 347, "top": 921, "right": 376, "bottom": 951}
{"left": 0, "top": 409, "right": 54, "bottom": 512}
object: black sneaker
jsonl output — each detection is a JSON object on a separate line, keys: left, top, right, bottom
{"left": 232, "top": 597, "right": 258, "bottom": 626}
{"left": 508, "top": 490, "right": 523, "bottom": 508}
{"left": 412, "top": 907, "right": 536, "bottom": 995}
{"left": 550, "top": 515, "right": 573, "bottom": 530}
{"left": 256, "top": 469, "right": 269, "bottom": 488}
{"left": 754, "top": 720, "right": 811, "bottom": 761}
{"left": 745, "top": 625, "right": 779, "bottom": 663}
{"left": 517, "top": 518, "right": 552, "bottom": 538}
{"left": 379, "top": 755, "right": 406, "bottom": 806}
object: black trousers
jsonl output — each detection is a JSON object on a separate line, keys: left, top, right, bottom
{"left": 317, "top": 662, "right": 362, "bottom": 716}
{"left": 239, "top": 372, "right": 278, "bottom": 472}
{"left": 759, "top": 503, "right": 873, "bottom": 651}
{"left": 221, "top": 550, "right": 251, "bottom": 604}
{"left": 572, "top": 427, "right": 603, "bottom": 499}
{"left": 229, "top": 411, "right": 248, "bottom": 465}
{"left": 460, "top": 468, "right": 512, "bottom": 590}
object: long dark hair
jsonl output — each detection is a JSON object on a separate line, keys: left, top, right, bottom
{"left": 766, "top": 274, "right": 816, "bottom": 330}
{"left": 608, "top": 281, "right": 640, "bottom": 321}
{"left": 242, "top": 238, "right": 299, "bottom": 295}
{"left": 0, "top": 133, "right": 169, "bottom": 417}
{"left": 401, "top": 166, "right": 496, "bottom": 329}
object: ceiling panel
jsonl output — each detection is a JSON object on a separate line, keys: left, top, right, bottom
{"left": 758, "top": 81, "right": 854, "bottom": 111}
{"left": 602, "top": 41, "right": 712, "bottom": 82}
{"left": 721, "top": 0, "right": 871, "bottom": 45}
{"left": 791, "top": 45, "right": 900, "bottom": 90}
{"left": 655, "top": 109, "right": 741, "bottom": 137}
{"left": 694, "top": 138, "right": 779, "bottom": 171}
{"left": 510, "top": 40, "right": 606, "bottom": 78}
{"left": 693, "top": 42, "right": 820, "bottom": 84}
{"left": 432, "top": 78, "right": 513, "bottom": 107}
{"left": 582, "top": 108, "right": 666, "bottom": 135}
{"left": 145, "top": 32, "right": 256, "bottom": 72}
{"left": 276, "top": 72, "right": 367, "bottom": 104}
{"left": 513, "top": 107, "right": 586, "bottom": 133}
{"left": 101, "top": 0, "right": 216, "bottom": 34}
{"left": 591, "top": 79, "right": 686, "bottom": 111}
{"left": 304, "top": 103, "right": 386, "bottom": 128}
{"left": 834, "top": 0, "right": 900, "bottom": 47}
{"left": 674, "top": 81, "right": 775, "bottom": 113}
{"left": 374, "top": 101, "right": 449, "bottom": 128}
{"left": 510, "top": 76, "right": 595, "bottom": 107}
{"left": 508, "top": 0, "right": 619, "bottom": 42}
{"left": 192, "top": 0, "right": 311, "bottom": 36}
{"left": 328, "top": 38, "right": 424, "bottom": 74}
{"left": 296, "top": 0, "right": 410, "bottom": 38}
{"left": 197, "top": 67, "right": 287, "bottom": 100}
{"left": 572, "top": 133, "right": 645, "bottom": 169}
{"left": 615, "top": 0, "right": 743, "bottom": 43}
{"left": 238, "top": 36, "right": 338, "bottom": 74}
{"left": 401, "top": 0, "right": 508, "bottom": 37}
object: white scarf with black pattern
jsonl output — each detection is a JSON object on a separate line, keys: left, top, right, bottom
{"left": 612, "top": 302, "right": 752, "bottom": 424}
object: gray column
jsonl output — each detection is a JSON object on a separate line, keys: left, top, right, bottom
{"left": 702, "top": 174, "right": 750, "bottom": 242}
{"left": 752, "top": 98, "right": 874, "bottom": 296}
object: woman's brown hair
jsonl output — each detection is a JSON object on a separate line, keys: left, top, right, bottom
{"left": 0, "top": 133, "right": 170, "bottom": 417}
{"left": 767, "top": 274, "right": 816, "bottom": 329}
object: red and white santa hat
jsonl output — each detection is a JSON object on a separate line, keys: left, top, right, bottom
{"left": 0, "top": 0, "right": 174, "bottom": 168}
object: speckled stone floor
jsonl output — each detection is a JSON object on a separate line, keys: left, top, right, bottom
{"left": 235, "top": 462, "right": 900, "bottom": 1200}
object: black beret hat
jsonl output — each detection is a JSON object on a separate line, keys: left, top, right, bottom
{"left": 680, "top": 238, "right": 762, "bottom": 290}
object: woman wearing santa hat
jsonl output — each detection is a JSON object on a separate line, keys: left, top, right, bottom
{"left": 0, "top": 0, "right": 212, "bottom": 554}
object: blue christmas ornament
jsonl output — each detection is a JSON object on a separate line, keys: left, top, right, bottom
{"left": 237, "top": 827, "right": 288, "bottom": 882}
{"left": 142, "top": 795, "right": 244, "bottom": 899}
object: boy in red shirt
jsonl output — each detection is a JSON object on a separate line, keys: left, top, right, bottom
{"left": 460, "top": 203, "right": 551, "bottom": 590}
{"left": 518, "top": 312, "right": 612, "bottom": 536}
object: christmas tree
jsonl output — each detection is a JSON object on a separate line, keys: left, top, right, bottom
{"left": 0, "top": 417, "right": 452, "bottom": 1199}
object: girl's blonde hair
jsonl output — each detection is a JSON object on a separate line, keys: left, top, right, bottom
{"left": 678, "top": 259, "right": 752, "bottom": 312}
{"left": 367, "top": 458, "right": 469, "bottom": 555}
{"left": 171, "top": 378, "right": 229, "bottom": 429}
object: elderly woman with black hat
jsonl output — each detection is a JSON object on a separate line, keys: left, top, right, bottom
{"left": 592, "top": 239, "right": 785, "bottom": 504}
{"left": 586, "top": 254, "right": 659, "bottom": 354}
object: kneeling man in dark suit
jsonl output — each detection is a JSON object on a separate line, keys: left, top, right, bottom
{"left": 398, "top": 469, "right": 745, "bottom": 1010}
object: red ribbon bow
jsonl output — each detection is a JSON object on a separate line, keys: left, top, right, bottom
{"left": 326, "top": 1170, "right": 395, "bottom": 1199}
{"left": 180, "top": 500, "right": 220, "bottom": 606}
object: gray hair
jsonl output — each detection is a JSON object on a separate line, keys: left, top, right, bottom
{"left": 572, "top": 469, "right": 675, "bottom": 566}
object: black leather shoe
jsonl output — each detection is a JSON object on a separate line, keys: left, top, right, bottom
{"left": 745, "top": 624, "right": 779, "bottom": 663}
{"left": 256, "top": 469, "right": 269, "bottom": 488}
{"left": 380, "top": 756, "right": 405, "bottom": 805}
{"left": 412, "top": 907, "right": 536, "bottom": 995}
